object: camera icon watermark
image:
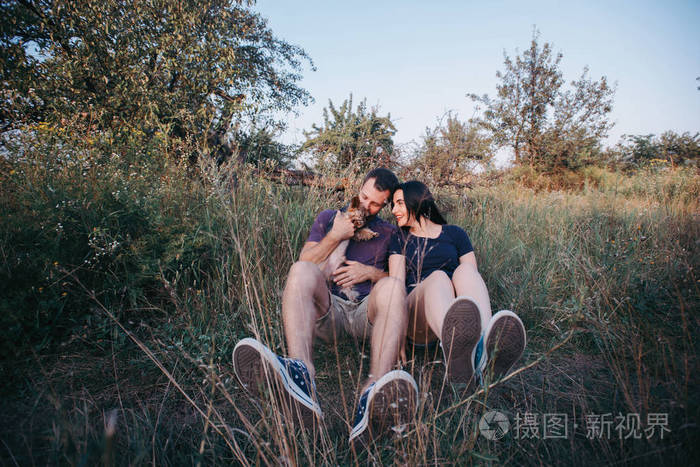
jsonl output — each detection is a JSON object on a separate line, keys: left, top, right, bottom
{"left": 479, "top": 410, "right": 510, "bottom": 440}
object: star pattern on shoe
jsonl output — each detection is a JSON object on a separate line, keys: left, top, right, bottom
{"left": 278, "top": 356, "right": 316, "bottom": 398}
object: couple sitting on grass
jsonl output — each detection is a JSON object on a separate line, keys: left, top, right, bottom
{"left": 233, "top": 167, "right": 526, "bottom": 442}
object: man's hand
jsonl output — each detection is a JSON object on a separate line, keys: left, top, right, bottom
{"left": 332, "top": 260, "right": 379, "bottom": 287}
{"left": 328, "top": 211, "right": 355, "bottom": 242}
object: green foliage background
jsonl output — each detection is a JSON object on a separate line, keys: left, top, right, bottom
{"left": 1, "top": 4, "right": 699, "bottom": 464}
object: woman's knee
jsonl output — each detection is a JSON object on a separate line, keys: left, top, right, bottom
{"left": 451, "top": 262, "right": 485, "bottom": 290}
{"left": 453, "top": 262, "right": 478, "bottom": 278}
{"left": 425, "top": 269, "right": 451, "bottom": 286}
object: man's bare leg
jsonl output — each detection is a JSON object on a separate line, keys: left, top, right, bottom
{"left": 365, "top": 276, "right": 407, "bottom": 389}
{"left": 281, "top": 261, "right": 330, "bottom": 381}
{"left": 348, "top": 276, "right": 416, "bottom": 442}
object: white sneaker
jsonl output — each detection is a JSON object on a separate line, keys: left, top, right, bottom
{"left": 440, "top": 296, "right": 486, "bottom": 388}
{"left": 481, "top": 310, "right": 526, "bottom": 381}
{"left": 233, "top": 337, "right": 322, "bottom": 427}
{"left": 349, "top": 370, "right": 418, "bottom": 442}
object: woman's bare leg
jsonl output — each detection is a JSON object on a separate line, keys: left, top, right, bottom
{"left": 451, "top": 263, "right": 492, "bottom": 329}
{"left": 406, "top": 270, "right": 455, "bottom": 343}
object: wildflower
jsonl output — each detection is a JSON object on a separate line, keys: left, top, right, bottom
{"left": 53, "top": 261, "right": 58, "bottom": 266}
{"left": 62, "top": 292, "right": 67, "bottom": 297}
{"left": 38, "top": 287, "right": 43, "bottom": 292}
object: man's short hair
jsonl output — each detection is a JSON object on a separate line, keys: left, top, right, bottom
{"left": 363, "top": 167, "right": 399, "bottom": 194}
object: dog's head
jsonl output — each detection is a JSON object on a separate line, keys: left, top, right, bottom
{"left": 346, "top": 195, "right": 369, "bottom": 228}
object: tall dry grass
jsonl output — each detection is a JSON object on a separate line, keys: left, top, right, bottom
{"left": 1, "top": 133, "right": 697, "bottom": 465}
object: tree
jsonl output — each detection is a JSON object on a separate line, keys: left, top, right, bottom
{"left": 227, "top": 125, "right": 295, "bottom": 168}
{"left": 470, "top": 29, "right": 615, "bottom": 171}
{"left": 0, "top": 0, "right": 313, "bottom": 156}
{"left": 301, "top": 94, "right": 396, "bottom": 172}
{"left": 410, "top": 112, "right": 492, "bottom": 184}
{"left": 612, "top": 131, "right": 700, "bottom": 169}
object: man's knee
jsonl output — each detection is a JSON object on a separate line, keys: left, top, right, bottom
{"left": 373, "top": 276, "right": 405, "bottom": 297}
{"left": 370, "top": 277, "right": 406, "bottom": 314}
{"left": 286, "top": 261, "right": 324, "bottom": 290}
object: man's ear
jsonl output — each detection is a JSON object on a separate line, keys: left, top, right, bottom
{"left": 351, "top": 195, "right": 360, "bottom": 208}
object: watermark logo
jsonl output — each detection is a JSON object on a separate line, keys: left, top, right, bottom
{"left": 479, "top": 410, "right": 510, "bottom": 440}
{"left": 478, "top": 411, "right": 670, "bottom": 440}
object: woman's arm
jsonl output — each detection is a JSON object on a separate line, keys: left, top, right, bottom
{"left": 388, "top": 254, "right": 406, "bottom": 284}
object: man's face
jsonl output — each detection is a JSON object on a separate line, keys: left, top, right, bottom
{"left": 358, "top": 178, "right": 390, "bottom": 217}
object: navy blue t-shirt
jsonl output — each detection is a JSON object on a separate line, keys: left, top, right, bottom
{"left": 388, "top": 224, "right": 474, "bottom": 293}
{"left": 307, "top": 209, "right": 397, "bottom": 300}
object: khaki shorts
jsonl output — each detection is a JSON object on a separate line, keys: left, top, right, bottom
{"left": 315, "top": 292, "right": 372, "bottom": 343}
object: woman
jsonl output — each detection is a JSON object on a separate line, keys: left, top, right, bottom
{"left": 388, "top": 181, "right": 526, "bottom": 388}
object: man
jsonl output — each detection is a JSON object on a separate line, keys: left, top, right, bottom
{"left": 233, "top": 168, "right": 417, "bottom": 442}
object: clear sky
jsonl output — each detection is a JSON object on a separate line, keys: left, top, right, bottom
{"left": 253, "top": 0, "right": 700, "bottom": 151}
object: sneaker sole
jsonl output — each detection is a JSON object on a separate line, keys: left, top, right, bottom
{"left": 232, "top": 338, "right": 322, "bottom": 427}
{"left": 349, "top": 370, "right": 418, "bottom": 443}
{"left": 369, "top": 370, "right": 418, "bottom": 435}
{"left": 483, "top": 310, "right": 526, "bottom": 381}
{"left": 441, "top": 297, "right": 482, "bottom": 387}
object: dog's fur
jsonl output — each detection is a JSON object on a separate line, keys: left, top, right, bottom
{"left": 320, "top": 196, "right": 378, "bottom": 301}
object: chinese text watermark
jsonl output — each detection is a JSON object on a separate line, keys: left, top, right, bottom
{"left": 478, "top": 412, "right": 671, "bottom": 441}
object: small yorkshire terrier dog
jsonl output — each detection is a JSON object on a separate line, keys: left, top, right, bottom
{"left": 320, "top": 196, "right": 378, "bottom": 301}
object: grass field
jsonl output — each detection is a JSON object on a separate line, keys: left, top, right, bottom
{"left": 1, "top": 138, "right": 698, "bottom": 465}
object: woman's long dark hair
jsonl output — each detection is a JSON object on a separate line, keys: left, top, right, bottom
{"left": 395, "top": 180, "right": 447, "bottom": 225}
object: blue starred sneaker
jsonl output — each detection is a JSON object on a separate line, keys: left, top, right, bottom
{"left": 348, "top": 370, "right": 418, "bottom": 442}
{"left": 233, "top": 337, "right": 322, "bottom": 426}
{"left": 482, "top": 310, "right": 526, "bottom": 382}
{"left": 473, "top": 333, "right": 486, "bottom": 388}
{"left": 440, "top": 296, "right": 485, "bottom": 389}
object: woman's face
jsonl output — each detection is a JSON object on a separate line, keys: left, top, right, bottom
{"left": 392, "top": 189, "right": 413, "bottom": 227}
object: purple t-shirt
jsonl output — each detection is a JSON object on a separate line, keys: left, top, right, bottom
{"left": 307, "top": 209, "right": 397, "bottom": 300}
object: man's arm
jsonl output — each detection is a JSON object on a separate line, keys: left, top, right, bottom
{"left": 299, "top": 237, "right": 339, "bottom": 264}
{"left": 299, "top": 210, "right": 355, "bottom": 263}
